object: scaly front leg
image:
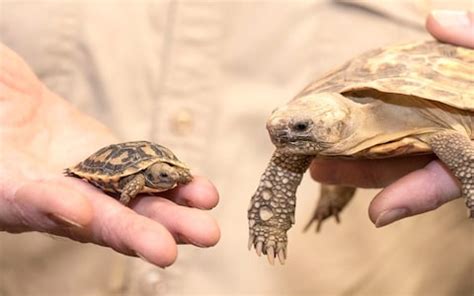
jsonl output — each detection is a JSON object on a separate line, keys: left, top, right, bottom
{"left": 428, "top": 130, "right": 474, "bottom": 217}
{"left": 119, "top": 174, "right": 146, "bottom": 205}
{"left": 248, "top": 151, "right": 312, "bottom": 265}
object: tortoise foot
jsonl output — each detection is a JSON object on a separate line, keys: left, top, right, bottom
{"left": 304, "top": 185, "right": 356, "bottom": 232}
{"left": 248, "top": 225, "right": 287, "bottom": 265}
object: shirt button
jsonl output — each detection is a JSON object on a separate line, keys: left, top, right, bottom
{"left": 170, "top": 109, "right": 194, "bottom": 136}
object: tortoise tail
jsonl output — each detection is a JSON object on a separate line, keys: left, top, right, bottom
{"left": 63, "top": 168, "right": 76, "bottom": 177}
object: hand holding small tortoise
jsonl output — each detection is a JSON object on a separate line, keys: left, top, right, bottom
{"left": 0, "top": 44, "right": 220, "bottom": 267}
{"left": 1, "top": 10, "right": 472, "bottom": 269}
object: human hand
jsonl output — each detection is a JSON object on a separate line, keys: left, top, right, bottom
{"left": 0, "top": 44, "right": 220, "bottom": 267}
{"left": 426, "top": 10, "right": 474, "bottom": 48}
{"left": 309, "top": 10, "right": 474, "bottom": 227}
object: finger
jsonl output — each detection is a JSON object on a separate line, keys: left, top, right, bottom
{"left": 368, "top": 160, "right": 461, "bottom": 227}
{"left": 426, "top": 10, "right": 474, "bottom": 49}
{"left": 132, "top": 196, "right": 220, "bottom": 247}
{"left": 160, "top": 175, "right": 219, "bottom": 210}
{"left": 0, "top": 178, "right": 93, "bottom": 232}
{"left": 60, "top": 178, "right": 178, "bottom": 267}
{"left": 309, "top": 155, "right": 435, "bottom": 188}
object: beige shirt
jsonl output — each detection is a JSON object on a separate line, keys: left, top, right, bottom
{"left": 1, "top": 1, "right": 473, "bottom": 295}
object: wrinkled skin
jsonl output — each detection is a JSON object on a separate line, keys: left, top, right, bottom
{"left": 248, "top": 11, "right": 474, "bottom": 265}
{"left": 0, "top": 44, "right": 220, "bottom": 267}
{"left": 311, "top": 10, "right": 474, "bottom": 225}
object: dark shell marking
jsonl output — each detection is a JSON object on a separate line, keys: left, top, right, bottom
{"left": 298, "top": 41, "right": 474, "bottom": 111}
{"left": 249, "top": 41, "right": 474, "bottom": 265}
{"left": 66, "top": 141, "right": 184, "bottom": 179}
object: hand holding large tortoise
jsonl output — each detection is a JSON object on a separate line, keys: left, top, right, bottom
{"left": 248, "top": 40, "right": 473, "bottom": 265}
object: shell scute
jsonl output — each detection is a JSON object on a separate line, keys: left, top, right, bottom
{"left": 300, "top": 41, "right": 474, "bottom": 111}
{"left": 66, "top": 141, "right": 187, "bottom": 183}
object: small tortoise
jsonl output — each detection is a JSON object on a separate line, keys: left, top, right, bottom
{"left": 65, "top": 141, "right": 192, "bottom": 204}
{"left": 248, "top": 41, "right": 474, "bottom": 265}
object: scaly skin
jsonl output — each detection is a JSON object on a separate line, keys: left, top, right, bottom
{"left": 304, "top": 185, "right": 356, "bottom": 232}
{"left": 120, "top": 174, "right": 146, "bottom": 204}
{"left": 249, "top": 40, "right": 473, "bottom": 266}
{"left": 428, "top": 130, "right": 474, "bottom": 217}
{"left": 248, "top": 151, "right": 312, "bottom": 265}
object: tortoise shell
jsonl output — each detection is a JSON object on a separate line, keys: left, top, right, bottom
{"left": 299, "top": 41, "right": 474, "bottom": 111}
{"left": 65, "top": 141, "right": 189, "bottom": 188}
{"left": 249, "top": 40, "right": 474, "bottom": 265}
{"left": 270, "top": 41, "right": 473, "bottom": 159}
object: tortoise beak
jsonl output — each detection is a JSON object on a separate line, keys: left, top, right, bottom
{"left": 267, "top": 115, "right": 314, "bottom": 147}
{"left": 267, "top": 116, "right": 290, "bottom": 145}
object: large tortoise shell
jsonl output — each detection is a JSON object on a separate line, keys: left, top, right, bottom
{"left": 65, "top": 141, "right": 188, "bottom": 183}
{"left": 299, "top": 41, "right": 474, "bottom": 111}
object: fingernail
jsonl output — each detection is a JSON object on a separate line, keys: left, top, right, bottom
{"left": 431, "top": 10, "right": 471, "bottom": 27}
{"left": 177, "top": 234, "right": 207, "bottom": 248}
{"left": 375, "top": 208, "right": 409, "bottom": 228}
{"left": 188, "top": 239, "right": 208, "bottom": 248}
{"left": 136, "top": 252, "right": 169, "bottom": 269}
{"left": 47, "top": 213, "right": 83, "bottom": 228}
{"left": 136, "top": 252, "right": 153, "bottom": 264}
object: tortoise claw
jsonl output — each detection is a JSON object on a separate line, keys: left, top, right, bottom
{"left": 266, "top": 246, "right": 275, "bottom": 265}
{"left": 277, "top": 247, "right": 286, "bottom": 265}
{"left": 304, "top": 206, "right": 342, "bottom": 233}
{"left": 255, "top": 241, "right": 263, "bottom": 256}
{"left": 248, "top": 232, "right": 287, "bottom": 265}
{"left": 248, "top": 235, "right": 255, "bottom": 251}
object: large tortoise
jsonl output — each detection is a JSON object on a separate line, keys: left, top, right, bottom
{"left": 65, "top": 141, "right": 192, "bottom": 204}
{"left": 248, "top": 41, "right": 473, "bottom": 265}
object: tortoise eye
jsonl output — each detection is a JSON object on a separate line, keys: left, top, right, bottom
{"left": 159, "top": 172, "right": 169, "bottom": 178}
{"left": 295, "top": 122, "right": 308, "bottom": 131}
{"left": 291, "top": 120, "right": 311, "bottom": 132}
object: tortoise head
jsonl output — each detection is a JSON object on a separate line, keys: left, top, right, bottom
{"left": 144, "top": 162, "right": 192, "bottom": 190}
{"left": 267, "top": 92, "right": 353, "bottom": 155}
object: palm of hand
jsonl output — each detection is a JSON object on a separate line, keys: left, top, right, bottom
{"left": 0, "top": 45, "right": 219, "bottom": 267}
{"left": 0, "top": 47, "right": 116, "bottom": 229}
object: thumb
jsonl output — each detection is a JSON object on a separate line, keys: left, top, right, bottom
{"left": 0, "top": 179, "right": 93, "bottom": 233}
{"left": 368, "top": 161, "right": 461, "bottom": 227}
{"left": 426, "top": 10, "right": 474, "bottom": 49}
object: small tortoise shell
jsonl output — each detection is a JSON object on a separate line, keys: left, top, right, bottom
{"left": 65, "top": 141, "right": 189, "bottom": 190}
